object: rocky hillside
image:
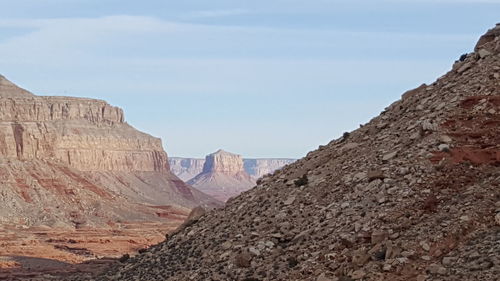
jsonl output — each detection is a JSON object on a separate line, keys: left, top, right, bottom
{"left": 169, "top": 156, "right": 295, "bottom": 181}
{"left": 0, "top": 76, "right": 219, "bottom": 229}
{"left": 74, "top": 25, "right": 500, "bottom": 281}
{"left": 186, "top": 150, "right": 256, "bottom": 202}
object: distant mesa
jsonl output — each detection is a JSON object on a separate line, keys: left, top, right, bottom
{"left": 170, "top": 150, "right": 295, "bottom": 202}
{"left": 170, "top": 152, "right": 295, "bottom": 182}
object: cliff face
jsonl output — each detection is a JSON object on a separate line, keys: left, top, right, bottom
{"left": 202, "top": 149, "right": 245, "bottom": 174}
{"left": 169, "top": 157, "right": 205, "bottom": 181}
{"left": 169, "top": 156, "right": 295, "bottom": 181}
{"left": 0, "top": 94, "right": 168, "bottom": 172}
{"left": 169, "top": 152, "right": 295, "bottom": 201}
{"left": 0, "top": 76, "right": 218, "bottom": 228}
{"left": 186, "top": 150, "right": 256, "bottom": 202}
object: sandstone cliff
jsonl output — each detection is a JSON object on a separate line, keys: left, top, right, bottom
{"left": 169, "top": 156, "right": 295, "bottom": 181}
{"left": 0, "top": 76, "right": 219, "bottom": 228}
{"left": 202, "top": 149, "right": 245, "bottom": 173}
{"left": 87, "top": 25, "right": 500, "bottom": 281}
{"left": 186, "top": 150, "right": 256, "bottom": 202}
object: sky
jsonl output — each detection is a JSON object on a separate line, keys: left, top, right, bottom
{"left": 0, "top": 1, "right": 498, "bottom": 158}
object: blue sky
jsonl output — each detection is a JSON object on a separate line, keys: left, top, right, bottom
{"left": 0, "top": 1, "right": 498, "bottom": 158}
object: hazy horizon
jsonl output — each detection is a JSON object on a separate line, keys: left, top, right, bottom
{"left": 1, "top": 0, "right": 499, "bottom": 158}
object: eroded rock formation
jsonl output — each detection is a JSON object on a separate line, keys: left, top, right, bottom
{"left": 186, "top": 150, "right": 256, "bottom": 202}
{"left": 169, "top": 156, "right": 295, "bottom": 181}
{"left": 0, "top": 76, "right": 219, "bottom": 229}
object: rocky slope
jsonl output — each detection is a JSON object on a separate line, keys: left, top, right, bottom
{"left": 73, "top": 25, "right": 500, "bottom": 281}
{"left": 186, "top": 150, "right": 256, "bottom": 202}
{"left": 0, "top": 75, "right": 219, "bottom": 229}
{"left": 169, "top": 156, "right": 295, "bottom": 181}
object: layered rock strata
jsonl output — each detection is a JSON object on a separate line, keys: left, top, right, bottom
{"left": 0, "top": 76, "right": 219, "bottom": 228}
{"left": 169, "top": 156, "right": 295, "bottom": 181}
{"left": 187, "top": 150, "right": 256, "bottom": 202}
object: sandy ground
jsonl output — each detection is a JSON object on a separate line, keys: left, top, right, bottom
{"left": 0, "top": 220, "right": 183, "bottom": 280}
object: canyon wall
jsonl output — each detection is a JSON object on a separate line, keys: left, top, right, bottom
{"left": 0, "top": 75, "right": 219, "bottom": 228}
{"left": 169, "top": 155, "right": 295, "bottom": 181}
{"left": 0, "top": 85, "right": 167, "bottom": 172}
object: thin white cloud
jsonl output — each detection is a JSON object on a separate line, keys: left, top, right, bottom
{"left": 0, "top": 15, "right": 475, "bottom": 44}
{"left": 180, "top": 9, "right": 249, "bottom": 20}
{"left": 0, "top": 16, "right": 191, "bottom": 33}
{"left": 0, "top": 15, "right": 476, "bottom": 75}
{"left": 0, "top": 15, "right": 477, "bottom": 97}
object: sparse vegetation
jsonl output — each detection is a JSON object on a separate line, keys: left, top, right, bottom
{"left": 294, "top": 174, "right": 308, "bottom": 187}
{"left": 119, "top": 254, "right": 130, "bottom": 263}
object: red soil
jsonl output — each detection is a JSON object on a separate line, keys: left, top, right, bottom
{"left": 14, "top": 179, "right": 33, "bottom": 203}
{"left": 0, "top": 220, "right": 184, "bottom": 280}
{"left": 432, "top": 95, "right": 500, "bottom": 166}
